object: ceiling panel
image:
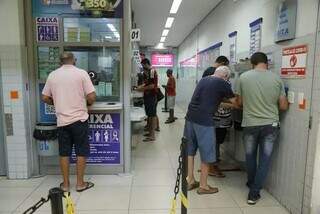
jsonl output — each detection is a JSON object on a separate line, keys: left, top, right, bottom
{"left": 132, "top": 0, "right": 222, "bottom": 47}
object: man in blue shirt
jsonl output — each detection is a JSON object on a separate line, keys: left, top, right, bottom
{"left": 184, "top": 66, "right": 236, "bottom": 194}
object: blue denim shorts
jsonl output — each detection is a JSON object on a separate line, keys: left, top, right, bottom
{"left": 183, "top": 120, "right": 216, "bottom": 163}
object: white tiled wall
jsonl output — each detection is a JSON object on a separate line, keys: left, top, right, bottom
{"left": 0, "top": 46, "right": 30, "bottom": 179}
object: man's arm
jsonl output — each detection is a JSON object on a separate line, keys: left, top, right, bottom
{"left": 279, "top": 96, "right": 289, "bottom": 111}
{"left": 42, "top": 95, "right": 54, "bottom": 105}
{"left": 87, "top": 92, "right": 96, "bottom": 106}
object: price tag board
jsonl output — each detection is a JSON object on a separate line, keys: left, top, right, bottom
{"left": 84, "top": 0, "right": 116, "bottom": 11}
{"left": 130, "top": 29, "right": 141, "bottom": 42}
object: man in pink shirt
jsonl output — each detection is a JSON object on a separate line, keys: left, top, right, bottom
{"left": 42, "top": 52, "right": 96, "bottom": 192}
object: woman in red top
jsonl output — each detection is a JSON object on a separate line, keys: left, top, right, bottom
{"left": 165, "top": 69, "right": 176, "bottom": 124}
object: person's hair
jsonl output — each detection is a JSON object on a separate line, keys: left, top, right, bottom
{"left": 250, "top": 52, "right": 268, "bottom": 66}
{"left": 167, "top": 69, "right": 173, "bottom": 75}
{"left": 215, "top": 56, "right": 230, "bottom": 66}
{"left": 60, "top": 52, "right": 75, "bottom": 65}
{"left": 141, "top": 58, "right": 151, "bottom": 66}
{"left": 214, "top": 66, "right": 231, "bottom": 79}
{"left": 203, "top": 67, "right": 216, "bottom": 78}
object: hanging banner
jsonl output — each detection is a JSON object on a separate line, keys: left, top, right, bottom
{"left": 71, "top": 113, "right": 121, "bottom": 164}
{"left": 281, "top": 45, "right": 308, "bottom": 78}
{"left": 151, "top": 54, "right": 174, "bottom": 67}
{"left": 275, "top": 0, "right": 297, "bottom": 42}
{"left": 32, "top": 0, "right": 123, "bottom": 18}
{"left": 229, "top": 31, "right": 237, "bottom": 64}
{"left": 39, "top": 83, "right": 57, "bottom": 123}
{"left": 36, "top": 17, "right": 59, "bottom": 42}
{"left": 249, "top": 18, "right": 263, "bottom": 56}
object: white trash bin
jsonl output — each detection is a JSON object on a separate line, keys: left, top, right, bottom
{"left": 33, "top": 123, "right": 59, "bottom": 157}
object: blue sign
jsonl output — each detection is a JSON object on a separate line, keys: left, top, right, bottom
{"left": 72, "top": 113, "right": 121, "bottom": 164}
{"left": 275, "top": 0, "right": 297, "bottom": 42}
{"left": 36, "top": 17, "right": 59, "bottom": 42}
{"left": 39, "top": 83, "right": 57, "bottom": 123}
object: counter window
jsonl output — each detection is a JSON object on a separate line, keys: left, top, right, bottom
{"left": 63, "top": 18, "right": 121, "bottom": 43}
{"left": 64, "top": 46, "right": 120, "bottom": 102}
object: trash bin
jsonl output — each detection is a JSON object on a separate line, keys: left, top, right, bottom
{"left": 33, "top": 123, "right": 59, "bottom": 156}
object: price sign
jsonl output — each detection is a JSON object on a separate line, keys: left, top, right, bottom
{"left": 84, "top": 0, "right": 110, "bottom": 10}
{"left": 130, "top": 29, "right": 141, "bottom": 42}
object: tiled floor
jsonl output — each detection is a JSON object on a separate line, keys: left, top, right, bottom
{"left": 0, "top": 108, "right": 290, "bottom": 214}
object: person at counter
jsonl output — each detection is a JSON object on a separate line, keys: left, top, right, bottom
{"left": 136, "top": 58, "right": 158, "bottom": 142}
{"left": 165, "top": 69, "right": 176, "bottom": 124}
{"left": 42, "top": 52, "right": 96, "bottom": 192}
{"left": 184, "top": 66, "right": 236, "bottom": 195}
{"left": 235, "top": 52, "right": 289, "bottom": 205}
{"left": 202, "top": 55, "right": 230, "bottom": 78}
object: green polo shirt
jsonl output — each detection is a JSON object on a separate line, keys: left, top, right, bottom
{"left": 235, "top": 69, "right": 286, "bottom": 127}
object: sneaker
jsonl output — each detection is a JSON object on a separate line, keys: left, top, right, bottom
{"left": 247, "top": 193, "right": 261, "bottom": 205}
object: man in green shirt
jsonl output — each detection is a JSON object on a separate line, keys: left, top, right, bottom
{"left": 235, "top": 52, "right": 289, "bottom": 205}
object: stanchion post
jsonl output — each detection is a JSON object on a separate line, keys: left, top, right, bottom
{"left": 181, "top": 137, "right": 188, "bottom": 214}
{"left": 49, "top": 188, "right": 64, "bottom": 214}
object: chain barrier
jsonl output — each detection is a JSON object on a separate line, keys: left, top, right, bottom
{"left": 170, "top": 138, "right": 188, "bottom": 214}
{"left": 23, "top": 197, "right": 50, "bottom": 214}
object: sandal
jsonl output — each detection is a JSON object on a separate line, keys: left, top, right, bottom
{"left": 76, "top": 181, "right": 94, "bottom": 192}
{"left": 187, "top": 181, "right": 200, "bottom": 191}
{"left": 208, "top": 171, "right": 226, "bottom": 178}
{"left": 143, "top": 133, "right": 151, "bottom": 137}
{"left": 143, "top": 137, "right": 155, "bottom": 142}
{"left": 59, "top": 182, "right": 70, "bottom": 192}
{"left": 197, "top": 185, "right": 219, "bottom": 195}
{"left": 155, "top": 128, "right": 160, "bottom": 132}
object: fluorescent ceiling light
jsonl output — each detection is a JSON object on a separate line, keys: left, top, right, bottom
{"left": 162, "top": 29, "right": 169, "bottom": 37}
{"left": 107, "top": 23, "right": 117, "bottom": 32}
{"left": 165, "top": 17, "right": 175, "bottom": 28}
{"left": 155, "top": 43, "right": 165, "bottom": 49}
{"left": 170, "top": 0, "right": 183, "bottom": 14}
{"left": 160, "top": 36, "right": 166, "bottom": 42}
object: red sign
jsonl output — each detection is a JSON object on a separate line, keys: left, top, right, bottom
{"left": 151, "top": 54, "right": 174, "bottom": 67}
{"left": 281, "top": 45, "right": 308, "bottom": 78}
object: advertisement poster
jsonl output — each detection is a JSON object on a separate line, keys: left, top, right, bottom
{"left": 36, "top": 17, "right": 59, "bottom": 42}
{"left": 281, "top": 45, "right": 308, "bottom": 78}
{"left": 72, "top": 113, "right": 121, "bottom": 164}
{"left": 249, "top": 18, "right": 263, "bottom": 56}
{"left": 38, "top": 47, "right": 60, "bottom": 79}
{"left": 33, "top": 0, "right": 123, "bottom": 18}
{"left": 39, "top": 83, "right": 57, "bottom": 123}
{"left": 275, "top": 0, "right": 297, "bottom": 42}
{"left": 229, "top": 31, "right": 237, "bottom": 64}
{"left": 151, "top": 54, "right": 174, "bottom": 67}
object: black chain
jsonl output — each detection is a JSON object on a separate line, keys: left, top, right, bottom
{"left": 23, "top": 196, "right": 50, "bottom": 214}
{"left": 173, "top": 143, "right": 184, "bottom": 200}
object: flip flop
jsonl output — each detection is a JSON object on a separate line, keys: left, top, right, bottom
{"left": 76, "top": 181, "right": 94, "bottom": 192}
{"left": 187, "top": 181, "right": 200, "bottom": 191}
{"left": 143, "top": 133, "right": 151, "bottom": 137}
{"left": 143, "top": 137, "right": 155, "bottom": 142}
{"left": 59, "top": 182, "right": 70, "bottom": 192}
{"left": 197, "top": 185, "right": 219, "bottom": 195}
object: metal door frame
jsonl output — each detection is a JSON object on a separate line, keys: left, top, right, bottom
{"left": 0, "top": 59, "right": 8, "bottom": 176}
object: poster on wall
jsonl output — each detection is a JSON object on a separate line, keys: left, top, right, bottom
{"left": 33, "top": 0, "right": 123, "bottom": 18}
{"left": 249, "top": 18, "right": 263, "bottom": 56}
{"left": 36, "top": 17, "right": 59, "bottom": 42}
{"left": 229, "top": 31, "right": 237, "bottom": 64}
{"left": 151, "top": 54, "right": 174, "bottom": 67}
{"left": 39, "top": 83, "right": 57, "bottom": 123}
{"left": 71, "top": 113, "right": 121, "bottom": 164}
{"left": 38, "top": 47, "right": 60, "bottom": 79}
{"left": 281, "top": 45, "right": 308, "bottom": 78}
{"left": 275, "top": 0, "right": 297, "bottom": 42}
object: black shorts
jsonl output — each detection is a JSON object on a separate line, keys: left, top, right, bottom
{"left": 58, "top": 120, "right": 90, "bottom": 157}
{"left": 144, "top": 95, "right": 157, "bottom": 117}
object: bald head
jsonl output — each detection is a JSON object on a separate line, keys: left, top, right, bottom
{"left": 60, "top": 52, "right": 75, "bottom": 65}
{"left": 213, "top": 66, "right": 231, "bottom": 81}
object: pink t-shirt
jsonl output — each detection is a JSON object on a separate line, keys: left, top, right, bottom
{"left": 42, "top": 65, "right": 95, "bottom": 127}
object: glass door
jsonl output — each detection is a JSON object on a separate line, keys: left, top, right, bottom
{"left": 0, "top": 62, "right": 7, "bottom": 175}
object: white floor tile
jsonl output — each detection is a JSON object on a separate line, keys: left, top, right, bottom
{"left": 188, "top": 208, "right": 243, "bottom": 214}
{"left": 77, "top": 187, "right": 130, "bottom": 210}
{"left": 132, "top": 169, "right": 175, "bottom": 186}
{"left": 241, "top": 206, "right": 290, "bottom": 214}
{"left": 133, "top": 157, "right": 172, "bottom": 170}
{"left": 0, "top": 176, "right": 46, "bottom": 188}
{"left": 0, "top": 187, "right": 34, "bottom": 212}
{"left": 78, "top": 210, "right": 128, "bottom": 214}
{"left": 90, "top": 175, "right": 132, "bottom": 186}
{"left": 129, "top": 210, "right": 169, "bottom": 214}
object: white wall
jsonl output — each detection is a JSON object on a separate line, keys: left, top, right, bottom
{"left": 178, "top": 0, "right": 318, "bottom": 62}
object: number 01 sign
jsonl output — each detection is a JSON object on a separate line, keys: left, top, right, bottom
{"left": 130, "top": 29, "right": 141, "bottom": 42}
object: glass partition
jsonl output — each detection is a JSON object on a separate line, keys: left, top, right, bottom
{"left": 63, "top": 18, "right": 121, "bottom": 42}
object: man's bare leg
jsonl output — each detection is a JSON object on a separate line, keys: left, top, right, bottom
{"left": 200, "top": 162, "right": 209, "bottom": 188}
{"left": 76, "top": 156, "right": 87, "bottom": 188}
{"left": 149, "top": 116, "right": 156, "bottom": 139}
{"left": 187, "top": 156, "right": 195, "bottom": 184}
{"left": 60, "top": 157, "right": 70, "bottom": 189}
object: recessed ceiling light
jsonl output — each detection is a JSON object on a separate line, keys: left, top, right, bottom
{"left": 155, "top": 43, "right": 165, "bottom": 49}
{"left": 160, "top": 37, "right": 166, "bottom": 42}
{"left": 162, "top": 29, "right": 169, "bottom": 37}
{"left": 170, "top": 0, "right": 183, "bottom": 14}
{"left": 165, "top": 17, "right": 175, "bottom": 28}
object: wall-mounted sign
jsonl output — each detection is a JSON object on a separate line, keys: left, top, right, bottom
{"left": 249, "top": 18, "right": 263, "bottom": 56}
{"left": 229, "top": 31, "right": 237, "bottom": 64}
{"left": 84, "top": 0, "right": 122, "bottom": 11}
{"left": 36, "top": 17, "right": 59, "bottom": 42}
{"left": 151, "top": 54, "right": 174, "bottom": 67}
{"left": 39, "top": 83, "right": 57, "bottom": 123}
{"left": 275, "top": 0, "right": 297, "bottom": 42}
{"left": 71, "top": 113, "right": 121, "bottom": 164}
{"left": 130, "top": 29, "right": 141, "bottom": 42}
{"left": 180, "top": 55, "right": 198, "bottom": 68}
{"left": 281, "top": 45, "right": 308, "bottom": 78}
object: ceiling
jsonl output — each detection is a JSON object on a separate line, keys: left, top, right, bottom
{"left": 132, "top": 0, "right": 222, "bottom": 48}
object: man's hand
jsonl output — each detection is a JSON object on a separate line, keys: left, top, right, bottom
{"left": 87, "top": 92, "right": 96, "bottom": 106}
{"left": 136, "top": 85, "right": 145, "bottom": 92}
{"left": 279, "top": 96, "right": 289, "bottom": 111}
{"left": 42, "top": 95, "right": 54, "bottom": 105}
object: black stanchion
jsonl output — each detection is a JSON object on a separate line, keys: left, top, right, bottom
{"left": 181, "top": 137, "right": 188, "bottom": 214}
{"left": 49, "top": 188, "right": 64, "bottom": 214}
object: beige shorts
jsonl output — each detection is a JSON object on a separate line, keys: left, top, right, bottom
{"left": 167, "top": 96, "right": 176, "bottom": 109}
